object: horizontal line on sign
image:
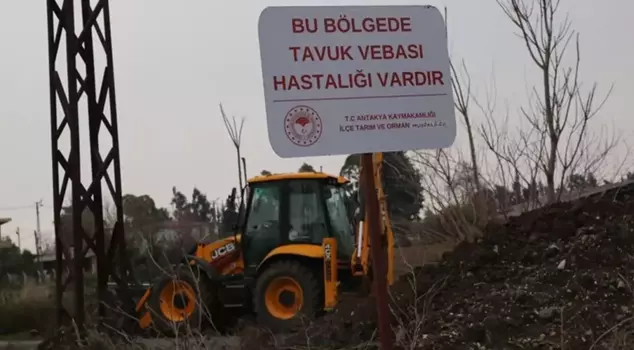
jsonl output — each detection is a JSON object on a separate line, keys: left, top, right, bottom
{"left": 272, "top": 93, "right": 448, "bottom": 103}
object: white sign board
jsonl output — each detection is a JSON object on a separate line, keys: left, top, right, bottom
{"left": 258, "top": 5, "right": 456, "bottom": 158}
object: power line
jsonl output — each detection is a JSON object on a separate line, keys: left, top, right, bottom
{"left": 0, "top": 204, "right": 35, "bottom": 211}
{"left": 0, "top": 201, "right": 51, "bottom": 212}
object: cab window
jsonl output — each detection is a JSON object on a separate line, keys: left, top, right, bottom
{"left": 325, "top": 184, "right": 355, "bottom": 258}
{"left": 243, "top": 183, "right": 282, "bottom": 265}
{"left": 287, "top": 180, "right": 327, "bottom": 244}
{"left": 246, "top": 185, "right": 280, "bottom": 232}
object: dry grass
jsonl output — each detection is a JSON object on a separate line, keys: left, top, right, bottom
{"left": 0, "top": 281, "right": 51, "bottom": 305}
{"left": 0, "top": 282, "right": 55, "bottom": 337}
{"left": 0, "top": 244, "right": 455, "bottom": 348}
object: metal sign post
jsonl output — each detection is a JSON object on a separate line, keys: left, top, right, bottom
{"left": 360, "top": 153, "right": 393, "bottom": 349}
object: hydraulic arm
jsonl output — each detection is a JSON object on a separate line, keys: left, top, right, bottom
{"left": 351, "top": 152, "right": 395, "bottom": 285}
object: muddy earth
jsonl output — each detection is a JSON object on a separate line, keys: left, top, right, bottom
{"left": 264, "top": 184, "right": 634, "bottom": 349}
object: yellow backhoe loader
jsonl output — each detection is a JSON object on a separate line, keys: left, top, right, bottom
{"left": 134, "top": 153, "right": 394, "bottom": 333}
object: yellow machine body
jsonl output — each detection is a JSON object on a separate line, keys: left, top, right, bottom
{"left": 135, "top": 164, "right": 393, "bottom": 332}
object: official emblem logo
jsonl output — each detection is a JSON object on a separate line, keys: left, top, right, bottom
{"left": 284, "top": 105, "right": 322, "bottom": 147}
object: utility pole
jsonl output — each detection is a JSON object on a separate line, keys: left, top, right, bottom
{"left": 15, "top": 227, "right": 21, "bottom": 251}
{"left": 35, "top": 200, "right": 43, "bottom": 269}
{"left": 34, "top": 230, "right": 43, "bottom": 271}
{"left": 36, "top": 200, "right": 42, "bottom": 239}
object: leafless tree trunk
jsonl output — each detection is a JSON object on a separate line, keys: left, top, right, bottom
{"left": 446, "top": 6, "right": 480, "bottom": 193}
{"left": 219, "top": 103, "right": 246, "bottom": 189}
{"left": 497, "top": 0, "right": 615, "bottom": 203}
{"left": 451, "top": 61, "right": 480, "bottom": 193}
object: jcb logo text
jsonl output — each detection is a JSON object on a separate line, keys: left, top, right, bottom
{"left": 212, "top": 243, "right": 236, "bottom": 260}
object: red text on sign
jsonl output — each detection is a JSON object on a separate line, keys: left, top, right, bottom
{"left": 273, "top": 70, "right": 444, "bottom": 91}
{"left": 289, "top": 46, "right": 354, "bottom": 62}
{"left": 358, "top": 44, "right": 423, "bottom": 60}
{"left": 288, "top": 44, "right": 423, "bottom": 62}
{"left": 292, "top": 18, "right": 318, "bottom": 33}
{"left": 323, "top": 16, "right": 412, "bottom": 33}
{"left": 273, "top": 70, "right": 373, "bottom": 91}
{"left": 377, "top": 71, "right": 444, "bottom": 87}
{"left": 291, "top": 16, "right": 412, "bottom": 34}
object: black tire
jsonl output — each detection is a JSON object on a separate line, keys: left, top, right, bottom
{"left": 253, "top": 260, "right": 322, "bottom": 332}
{"left": 145, "top": 265, "right": 213, "bottom": 335}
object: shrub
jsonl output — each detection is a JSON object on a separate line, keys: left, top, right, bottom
{"left": 0, "top": 282, "right": 55, "bottom": 336}
{"left": 416, "top": 201, "right": 489, "bottom": 243}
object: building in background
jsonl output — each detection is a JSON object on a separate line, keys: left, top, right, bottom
{"left": 38, "top": 250, "right": 96, "bottom": 275}
{"left": 0, "top": 217, "right": 10, "bottom": 234}
{"left": 0, "top": 218, "right": 11, "bottom": 248}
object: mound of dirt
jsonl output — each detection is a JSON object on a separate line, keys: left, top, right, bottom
{"left": 292, "top": 183, "right": 634, "bottom": 349}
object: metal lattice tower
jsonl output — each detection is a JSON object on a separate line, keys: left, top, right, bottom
{"left": 45, "top": 0, "right": 133, "bottom": 334}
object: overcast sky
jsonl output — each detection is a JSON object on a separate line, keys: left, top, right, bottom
{"left": 0, "top": 0, "right": 631, "bottom": 252}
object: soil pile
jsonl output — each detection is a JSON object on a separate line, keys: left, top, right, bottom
{"left": 304, "top": 183, "right": 634, "bottom": 349}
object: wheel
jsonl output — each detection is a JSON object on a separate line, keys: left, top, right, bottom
{"left": 253, "top": 260, "right": 322, "bottom": 332}
{"left": 145, "top": 265, "right": 212, "bottom": 335}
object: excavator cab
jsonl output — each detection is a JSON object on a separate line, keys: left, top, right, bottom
{"left": 241, "top": 173, "right": 355, "bottom": 269}
{"left": 135, "top": 172, "right": 364, "bottom": 333}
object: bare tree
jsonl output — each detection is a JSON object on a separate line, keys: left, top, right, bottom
{"left": 445, "top": 6, "right": 481, "bottom": 193}
{"left": 451, "top": 61, "right": 481, "bottom": 193}
{"left": 219, "top": 103, "right": 246, "bottom": 189}
{"left": 476, "top": 74, "right": 545, "bottom": 214}
{"left": 404, "top": 8, "right": 487, "bottom": 244}
{"left": 411, "top": 149, "right": 489, "bottom": 244}
{"left": 497, "top": 0, "right": 616, "bottom": 202}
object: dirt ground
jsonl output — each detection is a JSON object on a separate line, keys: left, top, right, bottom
{"left": 270, "top": 183, "right": 634, "bottom": 349}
